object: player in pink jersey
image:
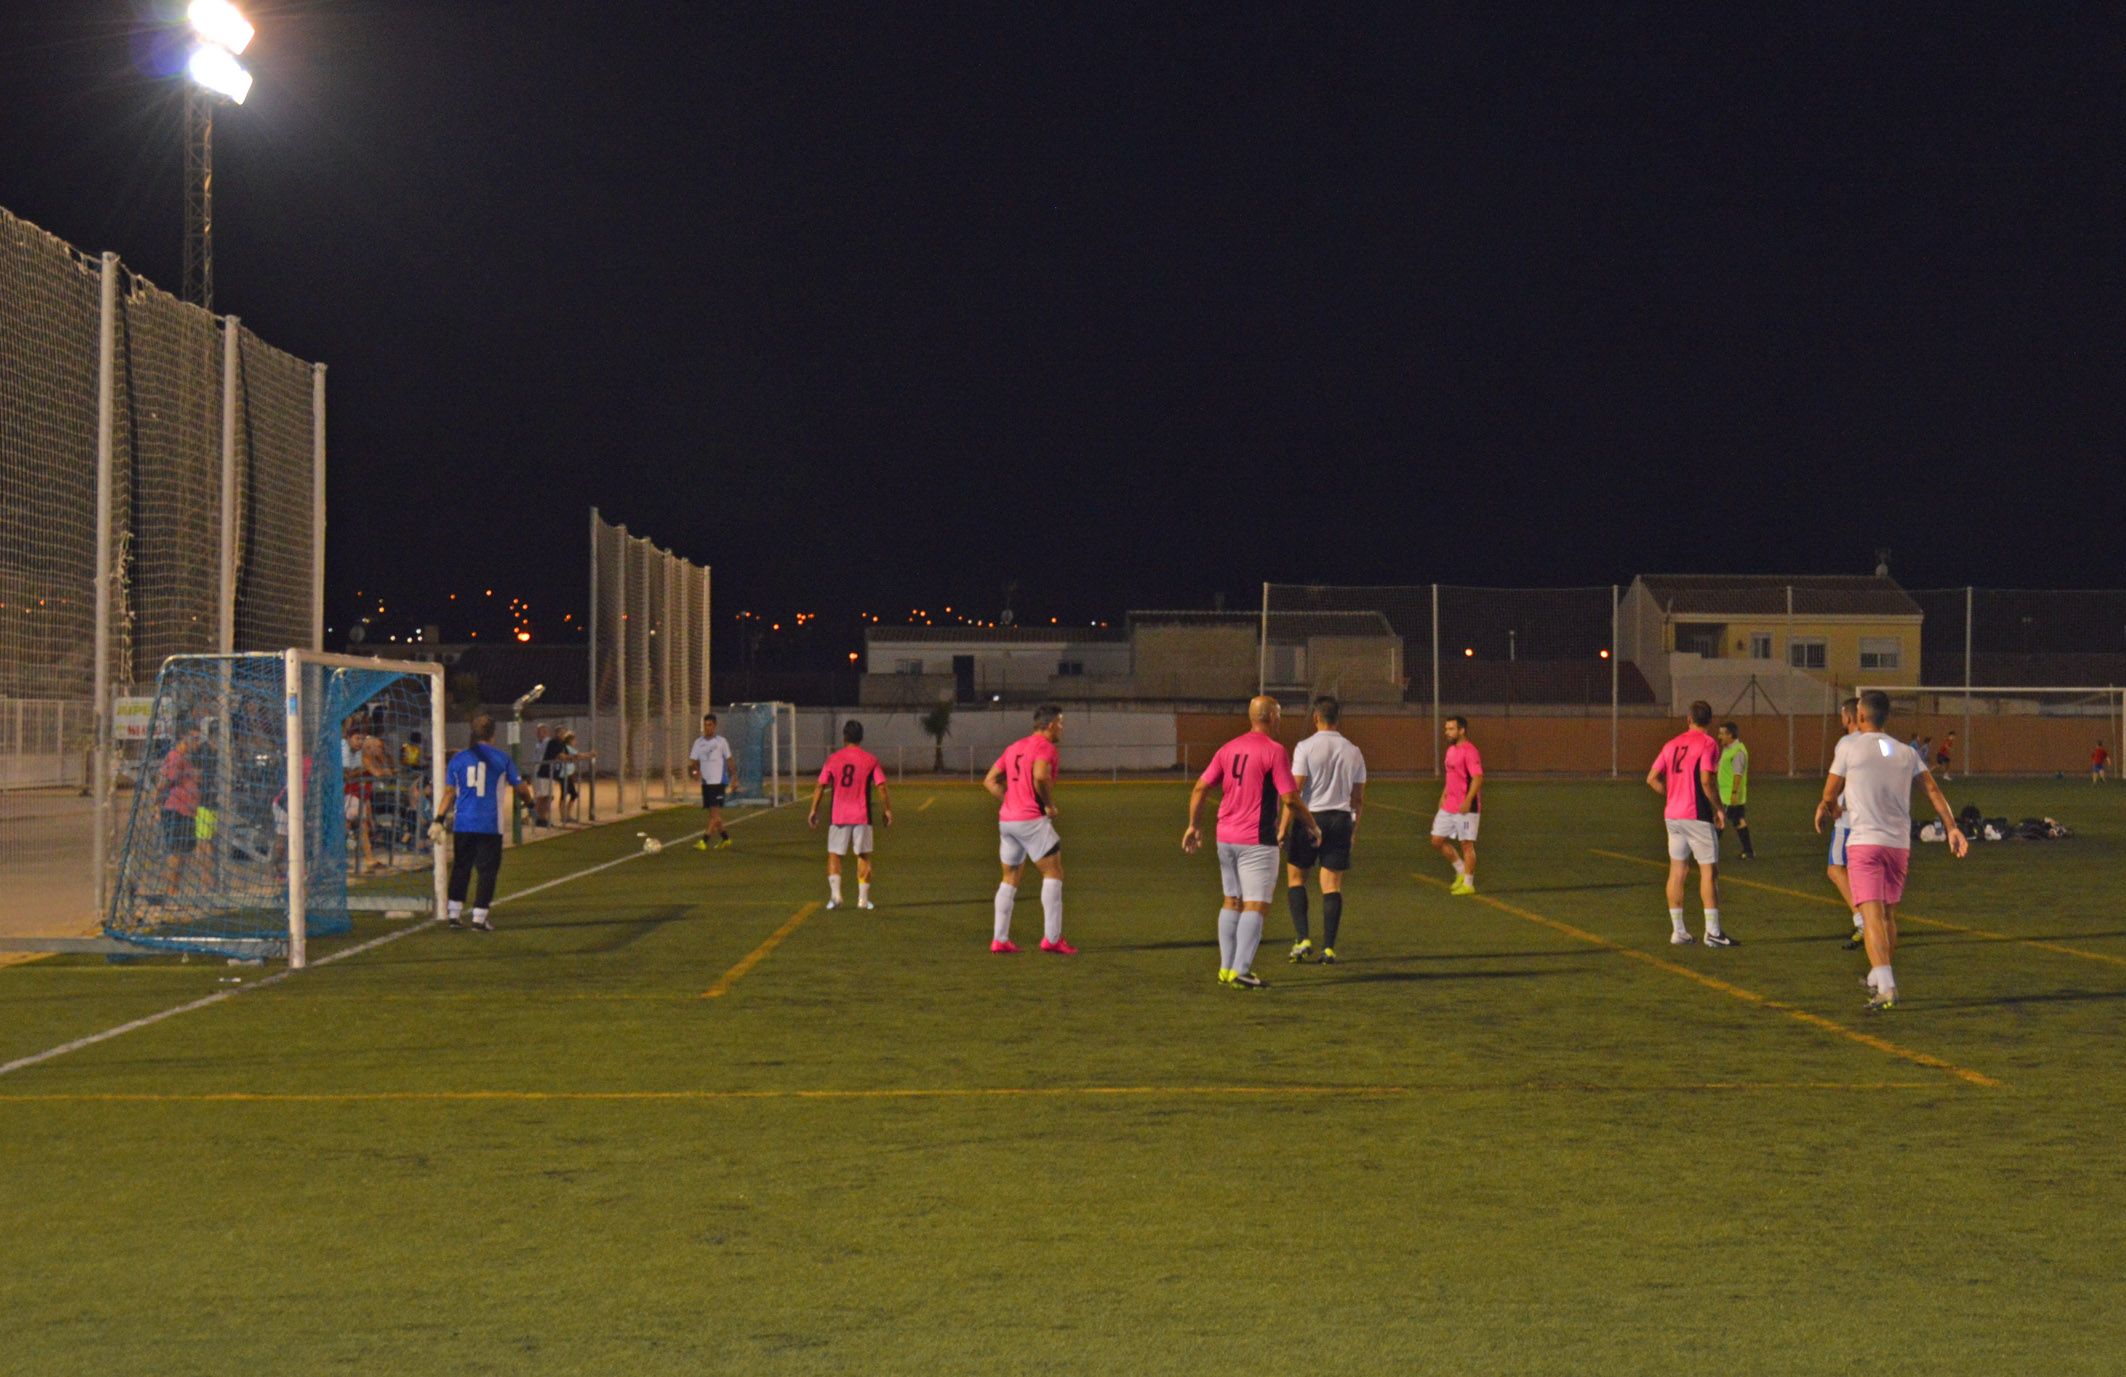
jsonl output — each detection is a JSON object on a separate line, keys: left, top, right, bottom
{"left": 807, "top": 719, "right": 893, "bottom": 910}
{"left": 1645, "top": 699, "right": 1733, "bottom": 947}
{"left": 1183, "top": 696, "right": 1319, "bottom": 989}
{"left": 981, "top": 703, "right": 1071, "bottom": 954}
{"left": 1429, "top": 715, "right": 1484, "bottom": 895}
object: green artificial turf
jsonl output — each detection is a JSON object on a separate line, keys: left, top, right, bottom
{"left": 3, "top": 776, "right": 2123, "bottom": 1374}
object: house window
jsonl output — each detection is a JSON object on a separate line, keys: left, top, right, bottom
{"left": 1789, "top": 638, "right": 1827, "bottom": 671}
{"left": 1056, "top": 660, "right": 1085, "bottom": 677}
{"left": 1748, "top": 633, "right": 1772, "bottom": 660}
{"left": 895, "top": 659, "right": 924, "bottom": 675}
{"left": 1859, "top": 637, "right": 1901, "bottom": 672}
{"left": 1675, "top": 623, "right": 1722, "bottom": 657}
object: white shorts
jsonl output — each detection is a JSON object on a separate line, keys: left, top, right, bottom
{"left": 533, "top": 776, "right": 554, "bottom": 799}
{"left": 1217, "top": 842, "right": 1280, "bottom": 904}
{"left": 342, "top": 791, "right": 362, "bottom": 823}
{"left": 1431, "top": 810, "right": 1480, "bottom": 843}
{"left": 999, "top": 817, "right": 1061, "bottom": 866}
{"left": 827, "top": 824, "right": 874, "bottom": 856}
{"left": 1665, "top": 819, "right": 1719, "bottom": 864}
{"left": 273, "top": 802, "right": 288, "bottom": 838}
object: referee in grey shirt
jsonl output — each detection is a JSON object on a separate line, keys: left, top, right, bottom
{"left": 1286, "top": 696, "right": 1367, "bottom": 964}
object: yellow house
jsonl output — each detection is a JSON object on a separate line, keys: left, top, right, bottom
{"left": 1619, "top": 575, "right": 1923, "bottom": 708}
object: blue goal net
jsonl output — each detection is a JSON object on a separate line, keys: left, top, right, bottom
{"left": 106, "top": 653, "right": 440, "bottom": 958}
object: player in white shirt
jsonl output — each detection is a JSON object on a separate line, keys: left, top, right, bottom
{"left": 1813, "top": 690, "right": 1968, "bottom": 1011}
{"left": 1824, "top": 698, "right": 1868, "bottom": 949}
{"left": 1285, "top": 696, "right": 1366, "bottom": 964}
{"left": 688, "top": 713, "right": 735, "bottom": 851}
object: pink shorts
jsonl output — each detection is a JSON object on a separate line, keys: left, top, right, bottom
{"left": 1846, "top": 844, "right": 1911, "bottom": 906}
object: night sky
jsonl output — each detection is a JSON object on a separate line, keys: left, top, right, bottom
{"left": 2, "top": 3, "right": 2121, "bottom": 650}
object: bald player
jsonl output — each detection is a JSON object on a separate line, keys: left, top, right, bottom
{"left": 1184, "top": 696, "right": 1320, "bottom": 990}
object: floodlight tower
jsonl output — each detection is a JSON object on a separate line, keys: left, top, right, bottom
{"left": 181, "top": 0, "right": 255, "bottom": 310}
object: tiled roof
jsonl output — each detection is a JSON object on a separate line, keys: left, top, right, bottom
{"left": 1637, "top": 575, "right": 1921, "bottom": 618}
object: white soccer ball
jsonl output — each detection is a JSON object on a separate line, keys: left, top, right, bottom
{"left": 637, "top": 832, "right": 664, "bottom": 854}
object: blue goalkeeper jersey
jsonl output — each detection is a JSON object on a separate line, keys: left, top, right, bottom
{"left": 446, "top": 743, "right": 519, "bottom": 835}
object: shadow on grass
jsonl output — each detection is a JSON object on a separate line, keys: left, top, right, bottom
{"left": 1278, "top": 969, "right": 1550, "bottom": 993}
{"left": 1921, "top": 989, "right": 2126, "bottom": 1012}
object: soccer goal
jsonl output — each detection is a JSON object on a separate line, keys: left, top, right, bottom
{"left": 724, "top": 700, "right": 798, "bottom": 805}
{"left": 1858, "top": 684, "right": 2126, "bottom": 778}
{"left": 107, "top": 651, "right": 445, "bottom": 968}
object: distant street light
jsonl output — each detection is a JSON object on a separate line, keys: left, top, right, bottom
{"left": 181, "top": 1, "right": 255, "bottom": 308}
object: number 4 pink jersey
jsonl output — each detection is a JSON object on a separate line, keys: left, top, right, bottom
{"left": 818, "top": 745, "right": 886, "bottom": 826}
{"left": 1200, "top": 731, "right": 1299, "bottom": 846}
{"left": 995, "top": 733, "right": 1060, "bottom": 822}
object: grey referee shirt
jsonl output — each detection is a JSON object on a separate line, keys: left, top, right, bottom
{"left": 1291, "top": 730, "right": 1366, "bottom": 813}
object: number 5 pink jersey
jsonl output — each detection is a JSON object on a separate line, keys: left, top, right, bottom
{"left": 995, "top": 733, "right": 1060, "bottom": 822}
{"left": 817, "top": 745, "right": 886, "bottom": 826}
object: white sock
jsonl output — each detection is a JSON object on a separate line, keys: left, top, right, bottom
{"left": 1869, "top": 964, "right": 1894, "bottom": 991}
{"left": 1217, "top": 908, "right": 1239, "bottom": 972}
{"left": 1233, "top": 910, "right": 1264, "bottom": 975}
{"left": 1669, "top": 908, "right": 1688, "bottom": 937}
{"left": 829, "top": 874, "right": 843, "bottom": 902}
{"left": 1452, "top": 859, "right": 1467, "bottom": 876}
{"left": 1705, "top": 907, "right": 1723, "bottom": 937}
{"left": 993, "top": 884, "right": 1016, "bottom": 943}
{"left": 857, "top": 882, "right": 871, "bottom": 905}
{"left": 447, "top": 900, "right": 463, "bottom": 923}
{"left": 1041, "top": 878, "right": 1063, "bottom": 943}
{"left": 1852, "top": 910, "right": 1865, "bottom": 930}
{"left": 470, "top": 907, "right": 489, "bottom": 926}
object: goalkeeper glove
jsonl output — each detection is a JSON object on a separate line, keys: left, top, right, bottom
{"left": 427, "top": 819, "right": 452, "bottom": 843}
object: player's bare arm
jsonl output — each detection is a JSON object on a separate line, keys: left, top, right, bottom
{"left": 806, "top": 777, "right": 827, "bottom": 828}
{"left": 1033, "top": 757, "right": 1057, "bottom": 818}
{"left": 1462, "top": 774, "right": 1482, "bottom": 814}
{"left": 1182, "top": 778, "right": 1214, "bottom": 853}
{"left": 1349, "top": 779, "right": 1365, "bottom": 836}
{"left": 1698, "top": 767, "right": 1726, "bottom": 830}
{"left": 878, "top": 779, "right": 894, "bottom": 827}
{"left": 1283, "top": 790, "right": 1321, "bottom": 846}
{"left": 1919, "top": 769, "right": 1970, "bottom": 858}
{"left": 1813, "top": 772, "right": 1845, "bottom": 834}
{"left": 1645, "top": 761, "right": 1666, "bottom": 795}
{"left": 982, "top": 760, "right": 1008, "bottom": 804}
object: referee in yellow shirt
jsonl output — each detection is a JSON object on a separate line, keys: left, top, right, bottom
{"left": 1716, "top": 722, "right": 1754, "bottom": 859}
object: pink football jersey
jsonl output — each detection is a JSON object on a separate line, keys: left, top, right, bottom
{"left": 1653, "top": 729, "right": 1721, "bottom": 822}
{"left": 1199, "top": 731, "right": 1299, "bottom": 846}
{"left": 818, "top": 745, "right": 886, "bottom": 827}
{"left": 995, "top": 733, "right": 1060, "bottom": 822}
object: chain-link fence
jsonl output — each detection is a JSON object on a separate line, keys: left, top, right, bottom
{"left": 588, "top": 509, "right": 710, "bottom": 816}
{"left": 1, "top": 205, "right": 321, "bottom": 939}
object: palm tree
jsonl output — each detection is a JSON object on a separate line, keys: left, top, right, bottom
{"left": 920, "top": 700, "right": 953, "bottom": 772}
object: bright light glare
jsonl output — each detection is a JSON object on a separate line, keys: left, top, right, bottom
{"left": 187, "top": 44, "right": 253, "bottom": 103}
{"left": 188, "top": 0, "right": 254, "bottom": 54}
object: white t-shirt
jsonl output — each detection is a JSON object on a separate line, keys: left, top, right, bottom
{"left": 1830, "top": 731, "right": 1928, "bottom": 849}
{"left": 1292, "top": 730, "right": 1367, "bottom": 814}
{"left": 690, "top": 735, "right": 732, "bottom": 785}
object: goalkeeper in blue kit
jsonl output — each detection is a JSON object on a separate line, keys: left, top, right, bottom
{"left": 430, "top": 714, "right": 535, "bottom": 931}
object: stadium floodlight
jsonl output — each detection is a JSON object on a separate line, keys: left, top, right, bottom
{"left": 513, "top": 684, "right": 548, "bottom": 713}
{"left": 188, "top": 0, "right": 254, "bottom": 55}
{"left": 186, "top": 43, "right": 253, "bottom": 103}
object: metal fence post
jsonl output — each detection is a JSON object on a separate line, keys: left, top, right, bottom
{"left": 1610, "top": 583, "right": 1620, "bottom": 778}
{"left": 1964, "top": 585, "right": 1974, "bottom": 775}
{"left": 310, "top": 363, "right": 326, "bottom": 651}
{"left": 1785, "top": 584, "right": 1796, "bottom": 777}
{"left": 1257, "top": 582, "right": 1270, "bottom": 696}
{"left": 218, "top": 316, "right": 239, "bottom": 653}
{"left": 91, "top": 251, "right": 118, "bottom": 922}
{"left": 1430, "top": 582, "right": 1442, "bottom": 777}
{"left": 587, "top": 509, "right": 599, "bottom": 821}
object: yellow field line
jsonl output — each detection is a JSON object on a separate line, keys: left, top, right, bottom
{"left": 1413, "top": 873, "right": 2001, "bottom": 1087}
{"left": 918, "top": 797, "right": 936, "bottom": 813}
{"left": 702, "top": 902, "right": 821, "bottom": 999}
{"left": 1367, "top": 800, "right": 1434, "bottom": 818}
{"left": 1589, "top": 848, "right": 2126, "bottom": 970}
{"left": 0, "top": 1081, "right": 1952, "bottom": 1105}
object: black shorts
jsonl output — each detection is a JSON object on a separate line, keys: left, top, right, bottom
{"left": 159, "top": 809, "right": 197, "bottom": 854}
{"left": 701, "top": 782, "right": 726, "bottom": 809}
{"left": 1725, "top": 804, "right": 1747, "bottom": 826}
{"left": 1287, "top": 809, "right": 1354, "bottom": 871}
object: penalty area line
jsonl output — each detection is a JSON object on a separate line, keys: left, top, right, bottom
{"left": 0, "top": 801, "right": 798, "bottom": 1080}
{"left": 1591, "top": 847, "right": 2126, "bottom": 971}
{"left": 0, "top": 1080, "right": 1958, "bottom": 1105}
{"left": 1413, "top": 873, "right": 2002, "bottom": 1088}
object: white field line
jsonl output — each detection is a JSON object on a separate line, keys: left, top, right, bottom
{"left": 0, "top": 801, "right": 795, "bottom": 1080}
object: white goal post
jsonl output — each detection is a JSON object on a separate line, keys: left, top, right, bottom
{"left": 285, "top": 651, "right": 446, "bottom": 968}
{"left": 1858, "top": 684, "right": 2126, "bottom": 778}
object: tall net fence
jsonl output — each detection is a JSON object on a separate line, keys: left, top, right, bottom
{"left": 588, "top": 510, "right": 710, "bottom": 815}
{"left": 0, "top": 205, "right": 322, "bottom": 938}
